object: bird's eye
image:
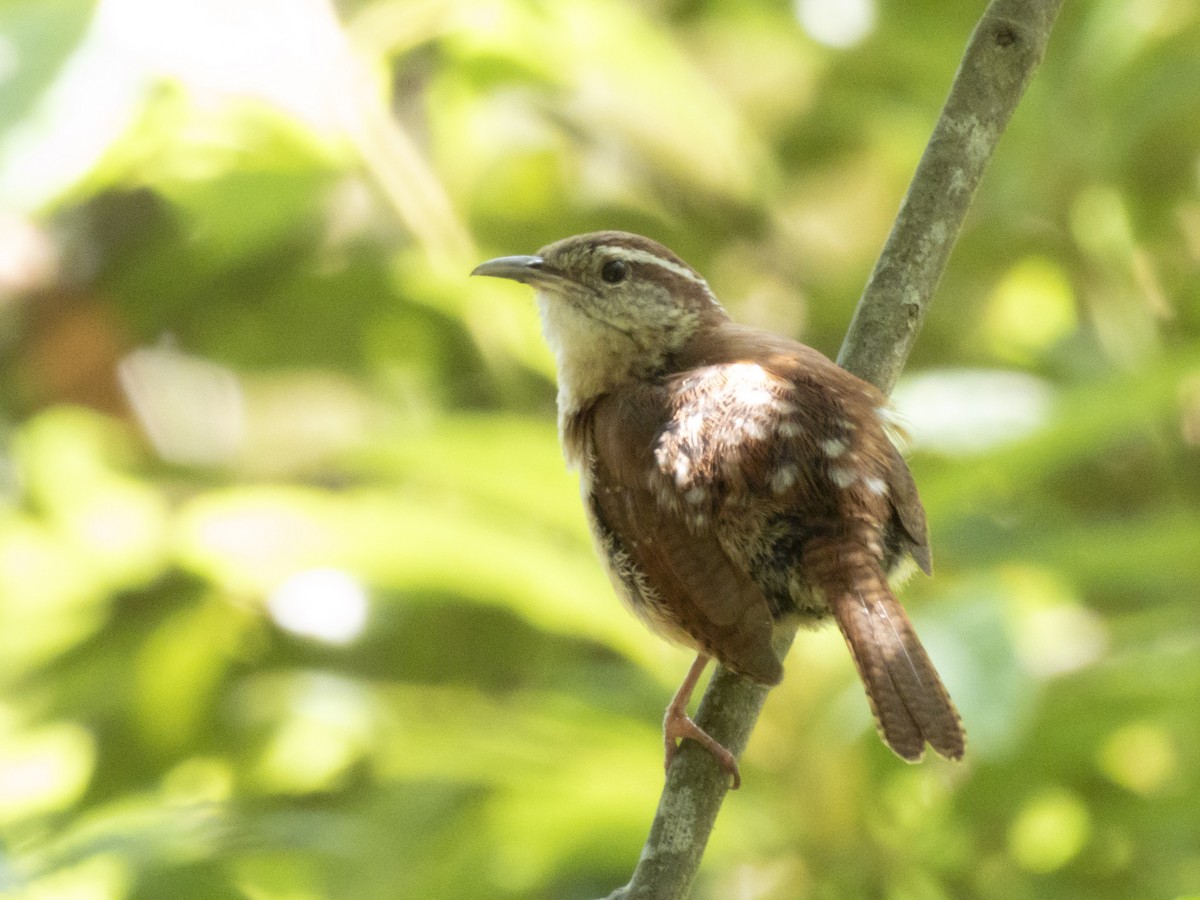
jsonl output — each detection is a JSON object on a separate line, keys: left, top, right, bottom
{"left": 601, "top": 259, "right": 628, "bottom": 284}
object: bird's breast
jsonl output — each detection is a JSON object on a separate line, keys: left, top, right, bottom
{"left": 578, "top": 469, "right": 700, "bottom": 650}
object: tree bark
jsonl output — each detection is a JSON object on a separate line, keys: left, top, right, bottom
{"left": 604, "top": 1, "right": 1065, "bottom": 897}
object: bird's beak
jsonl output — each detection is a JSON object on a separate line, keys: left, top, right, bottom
{"left": 470, "top": 254, "right": 561, "bottom": 286}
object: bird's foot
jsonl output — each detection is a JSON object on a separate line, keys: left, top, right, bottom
{"left": 663, "top": 706, "right": 741, "bottom": 790}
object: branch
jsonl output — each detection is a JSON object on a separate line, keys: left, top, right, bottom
{"left": 605, "top": 2, "right": 1065, "bottom": 897}
{"left": 839, "top": 0, "right": 1066, "bottom": 394}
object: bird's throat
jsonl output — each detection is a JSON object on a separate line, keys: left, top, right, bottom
{"left": 538, "top": 292, "right": 664, "bottom": 419}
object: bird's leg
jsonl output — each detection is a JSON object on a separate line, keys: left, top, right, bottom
{"left": 663, "top": 654, "right": 741, "bottom": 789}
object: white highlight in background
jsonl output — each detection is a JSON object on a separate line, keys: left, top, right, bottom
{"left": 118, "top": 341, "right": 246, "bottom": 467}
{"left": 892, "top": 369, "right": 1055, "bottom": 455}
{"left": 267, "top": 568, "right": 369, "bottom": 645}
{"left": 795, "top": 0, "right": 877, "bottom": 48}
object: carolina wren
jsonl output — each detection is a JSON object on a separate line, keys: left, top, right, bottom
{"left": 472, "top": 231, "right": 964, "bottom": 787}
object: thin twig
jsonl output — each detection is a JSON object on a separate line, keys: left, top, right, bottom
{"left": 605, "top": 1, "right": 1065, "bottom": 897}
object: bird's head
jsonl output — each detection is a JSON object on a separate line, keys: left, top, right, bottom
{"left": 472, "top": 232, "right": 726, "bottom": 405}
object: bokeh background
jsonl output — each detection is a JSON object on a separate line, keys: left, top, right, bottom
{"left": 2, "top": 0, "right": 1199, "bottom": 898}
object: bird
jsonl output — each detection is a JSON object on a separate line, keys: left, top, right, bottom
{"left": 471, "top": 231, "right": 964, "bottom": 788}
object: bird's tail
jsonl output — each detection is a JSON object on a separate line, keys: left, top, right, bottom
{"left": 805, "top": 539, "right": 965, "bottom": 761}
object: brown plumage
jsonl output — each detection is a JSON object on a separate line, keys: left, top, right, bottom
{"left": 472, "top": 231, "right": 964, "bottom": 785}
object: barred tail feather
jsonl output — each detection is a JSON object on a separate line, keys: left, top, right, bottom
{"left": 807, "top": 542, "right": 964, "bottom": 761}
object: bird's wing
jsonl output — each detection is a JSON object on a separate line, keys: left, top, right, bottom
{"left": 651, "top": 358, "right": 820, "bottom": 511}
{"left": 661, "top": 329, "right": 931, "bottom": 575}
{"left": 882, "top": 440, "right": 932, "bottom": 575}
{"left": 586, "top": 384, "right": 783, "bottom": 685}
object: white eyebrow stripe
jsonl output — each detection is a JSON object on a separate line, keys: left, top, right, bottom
{"left": 598, "top": 246, "right": 708, "bottom": 287}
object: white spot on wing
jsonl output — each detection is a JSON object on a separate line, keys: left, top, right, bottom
{"left": 830, "top": 466, "right": 857, "bottom": 488}
{"left": 738, "top": 418, "right": 767, "bottom": 441}
{"left": 685, "top": 486, "right": 707, "bottom": 505}
{"left": 770, "top": 465, "right": 798, "bottom": 494}
{"left": 680, "top": 412, "right": 705, "bottom": 444}
{"left": 865, "top": 475, "right": 888, "bottom": 495}
{"left": 673, "top": 455, "right": 691, "bottom": 486}
{"left": 822, "top": 437, "right": 848, "bottom": 458}
{"left": 777, "top": 420, "right": 803, "bottom": 438}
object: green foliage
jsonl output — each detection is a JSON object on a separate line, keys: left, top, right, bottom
{"left": 2, "top": 1, "right": 1199, "bottom": 898}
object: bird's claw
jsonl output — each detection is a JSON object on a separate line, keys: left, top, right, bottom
{"left": 663, "top": 707, "right": 741, "bottom": 790}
